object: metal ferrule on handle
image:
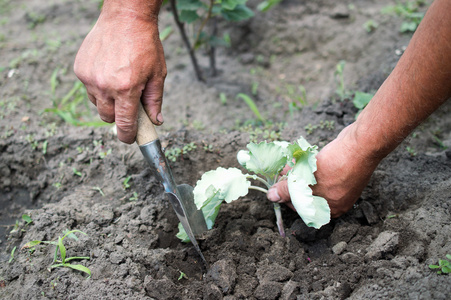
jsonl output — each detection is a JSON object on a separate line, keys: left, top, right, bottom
{"left": 139, "top": 139, "right": 177, "bottom": 194}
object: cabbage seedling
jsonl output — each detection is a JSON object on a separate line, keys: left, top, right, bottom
{"left": 177, "top": 136, "right": 330, "bottom": 241}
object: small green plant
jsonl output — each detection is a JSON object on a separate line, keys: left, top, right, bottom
{"left": 44, "top": 73, "right": 107, "bottom": 127}
{"left": 22, "top": 230, "right": 91, "bottom": 277}
{"left": 92, "top": 186, "right": 105, "bottom": 196}
{"left": 165, "top": 147, "right": 182, "bottom": 162}
{"left": 129, "top": 192, "right": 139, "bottom": 201}
{"left": 304, "top": 120, "right": 335, "bottom": 135}
{"left": 183, "top": 142, "right": 197, "bottom": 153}
{"left": 381, "top": 0, "right": 425, "bottom": 33}
{"left": 334, "top": 60, "right": 349, "bottom": 101}
{"left": 178, "top": 271, "right": 188, "bottom": 280}
{"left": 72, "top": 168, "right": 82, "bottom": 177}
{"left": 177, "top": 137, "right": 331, "bottom": 241}
{"left": 9, "top": 246, "right": 16, "bottom": 263}
{"left": 353, "top": 91, "right": 374, "bottom": 118}
{"left": 406, "top": 146, "right": 417, "bottom": 156}
{"left": 363, "top": 19, "right": 379, "bottom": 32}
{"left": 429, "top": 254, "right": 451, "bottom": 275}
{"left": 236, "top": 93, "right": 266, "bottom": 124}
{"left": 219, "top": 92, "right": 227, "bottom": 105}
{"left": 122, "top": 176, "right": 132, "bottom": 190}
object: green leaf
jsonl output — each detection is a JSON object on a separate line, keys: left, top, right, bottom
{"left": 52, "top": 263, "right": 91, "bottom": 277}
{"left": 177, "top": 0, "right": 204, "bottom": 11}
{"left": 221, "top": 4, "right": 254, "bottom": 21}
{"left": 257, "top": 0, "right": 282, "bottom": 12}
{"left": 179, "top": 10, "right": 200, "bottom": 23}
{"left": 21, "top": 240, "right": 43, "bottom": 249}
{"left": 287, "top": 173, "right": 330, "bottom": 229}
{"left": 176, "top": 223, "right": 191, "bottom": 242}
{"left": 353, "top": 91, "right": 373, "bottom": 110}
{"left": 57, "top": 236, "right": 67, "bottom": 263}
{"left": 236, "top": 93, "right": 265, "bottom": 123}
{"left": 22, "top": 214, "right": 33, "bottom": 225}
{"left": 238, "top": 141, "right": 287, "bottom": 180}
{"left": 429, "top": 264, "right": 441, "bottom": 269}
{"left": 446, "top": 254, "right": 451, "bottom": 260}
{"left": 287, "top": 137, "right": 319, "bottom": 185}
{"left": 193, "top": 167, "right": 250, "bottom": 208}
{"left": 9, "top": 246, "right": 16, "bottom": 263}
{"left": 221, "top": 0, "right": 239, "bottom": 10}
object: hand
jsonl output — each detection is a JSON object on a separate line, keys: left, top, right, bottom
{"left": 267, "top": 125, "right": 382, "bottom": 218}
{"left": 74, "top": 4, "right": 166, "bottom": 144}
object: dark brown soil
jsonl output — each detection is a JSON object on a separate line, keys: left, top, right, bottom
{"left": 1, "top": 0, "right": 450, "bottom": 299}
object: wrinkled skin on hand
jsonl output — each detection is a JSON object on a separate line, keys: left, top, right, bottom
{"left": 267, "top": 125, "right": 382, "bottom": 218}
{"left": 74, "top": 8, "right": 166, "bottom": 144}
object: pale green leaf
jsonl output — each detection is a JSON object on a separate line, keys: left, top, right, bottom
{"left": 193, "top": 167, "right": 250, "bottom": 208}
{"left": 286, "top": 137, "right": 318, "bottom": 185}
{"left": 287, "top": 173, "right": 330, "bottom": 229}
{"left": 179, "top": 10, "right": 200, "bottom": 23}
{"left": 353, "top": 91, "right": 373, "bottom": 110}
{"left": 221, "top": 5, "right": 255, "bottom": 22}
{"left": 240, "top": 141, "right": 287, "bottom": 179}
{"left": 176, "top": 0, "right": 204, "bottom": 11}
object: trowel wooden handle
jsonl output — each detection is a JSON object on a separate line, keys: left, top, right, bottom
{"left": 136, "top": 103, "right": 159, "bottom": 146}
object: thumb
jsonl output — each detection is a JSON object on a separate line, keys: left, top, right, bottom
{"left": 267, "top": 180, "right": 291, "bottom": 204}
{"left": 141, "top": 77, "right": 165, "bottom": 126}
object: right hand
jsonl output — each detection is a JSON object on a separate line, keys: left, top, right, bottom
{"left": 74, "top": 3, "right": 167, "bottom": 144}
{"left": 267, "top": 124, "right": 383, "bottom": 218}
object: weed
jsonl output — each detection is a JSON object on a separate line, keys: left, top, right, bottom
{"left": 182, "top": 142, "right": 197, "bottom": 152}
{"left": 122, "top": 176, "right": 132, "bottom": 190}
{"left": 129, "top": 192, "right": 139, "bottom": 201}
{"left": 165, "top": 147, "right": 182, "bottom": 162}
{"left": 72, "top": 168, "right": 82, "bottom": 177}
{"left": 22, "top": 230, "right": 91, "bottom": 277}
{"left": 25, "top": 11, "right": 46, "bottom": 29}
{"left": 191, "top": 120, "right": 205, "bottom": 131}
{"left": 406, "top": 146, "right": 417, "bottom": 156}
{"left": 238, "top": 123, "right": 286, "bottom": 143}
{"left": 178, "top": 271, "right": 188, "bottom": 280}
{"left": 381, "top": 0, "right": 425, "bottom": 33}
{"left": 236, "top": 93, "right": 266, "bottom": 124}
{"left": 203, "top": 144, "right": 214, "bottom": 153}
{"left": 219, "top": 93, "right": 227, "bottom": 105}
{"left": 305, "top": 120, "right": 335, "bottom": 135}
{"left": 334, "top": 60, "right": 349, "bottom": 101}
{"left": 429, "top": 254, "right": 451, "bottom": 275}
{"left": 92, "top": 187, "right": 105, "bottom": 196}
{"left": 9, "top": 246, "right": 16, "bottom": 263}
{"left": 363, "top": 19, "right": 379, "bottom": 32}
{"left": 353, "top": 91, "right": 374, "bottom": 118}
{"left": 45, "top": 72, "right": 107, "bottom": 127}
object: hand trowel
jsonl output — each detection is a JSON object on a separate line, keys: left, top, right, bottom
{"left": 135, "top": 104, "right": 208, "bottom": 265}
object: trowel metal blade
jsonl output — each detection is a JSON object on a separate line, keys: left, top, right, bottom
{"left": 165, "top": 190, "right": 207, "bottom": 265}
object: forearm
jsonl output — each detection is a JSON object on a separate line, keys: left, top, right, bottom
{"left": 352, "top": 0, "right": 451, "bottom": 159}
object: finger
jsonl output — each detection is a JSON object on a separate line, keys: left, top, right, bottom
{"left": 267, "top": 180, "right": 290, "bottom": 203}
{"left": 280, "top": 164, "right": 292, "bottom": 176}
{"left": 141, "top": 68, "right": 166, "bottom": 125}
{"left": 96, "top": 97, "right": 115, "bottom": 123}
{"left": 114, "top": 96, "right": 139, "bottom": 144}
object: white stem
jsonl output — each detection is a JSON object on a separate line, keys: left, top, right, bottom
{"left": 249, "top": 186, "right": 268, "bottom": 193}
{"left": 273, "top": 203, "right": 286, "bottom": 237}
{"left": 247, "top": 175, "right": 272, "bottom": 188}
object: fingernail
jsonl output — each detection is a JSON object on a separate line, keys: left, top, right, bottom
{"left": 267, "top": 186, "right": 280, "bottom": 202}
{"left": 156, "top": 112, "right": 164, "bottom": 124}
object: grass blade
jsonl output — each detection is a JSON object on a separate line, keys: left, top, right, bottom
{"left": 236, "top": 93, "right": 266, "bottom": 123}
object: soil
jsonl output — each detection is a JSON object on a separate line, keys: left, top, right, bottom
{"left": 1, "top": 0, "right": 450, "bottom": 299}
